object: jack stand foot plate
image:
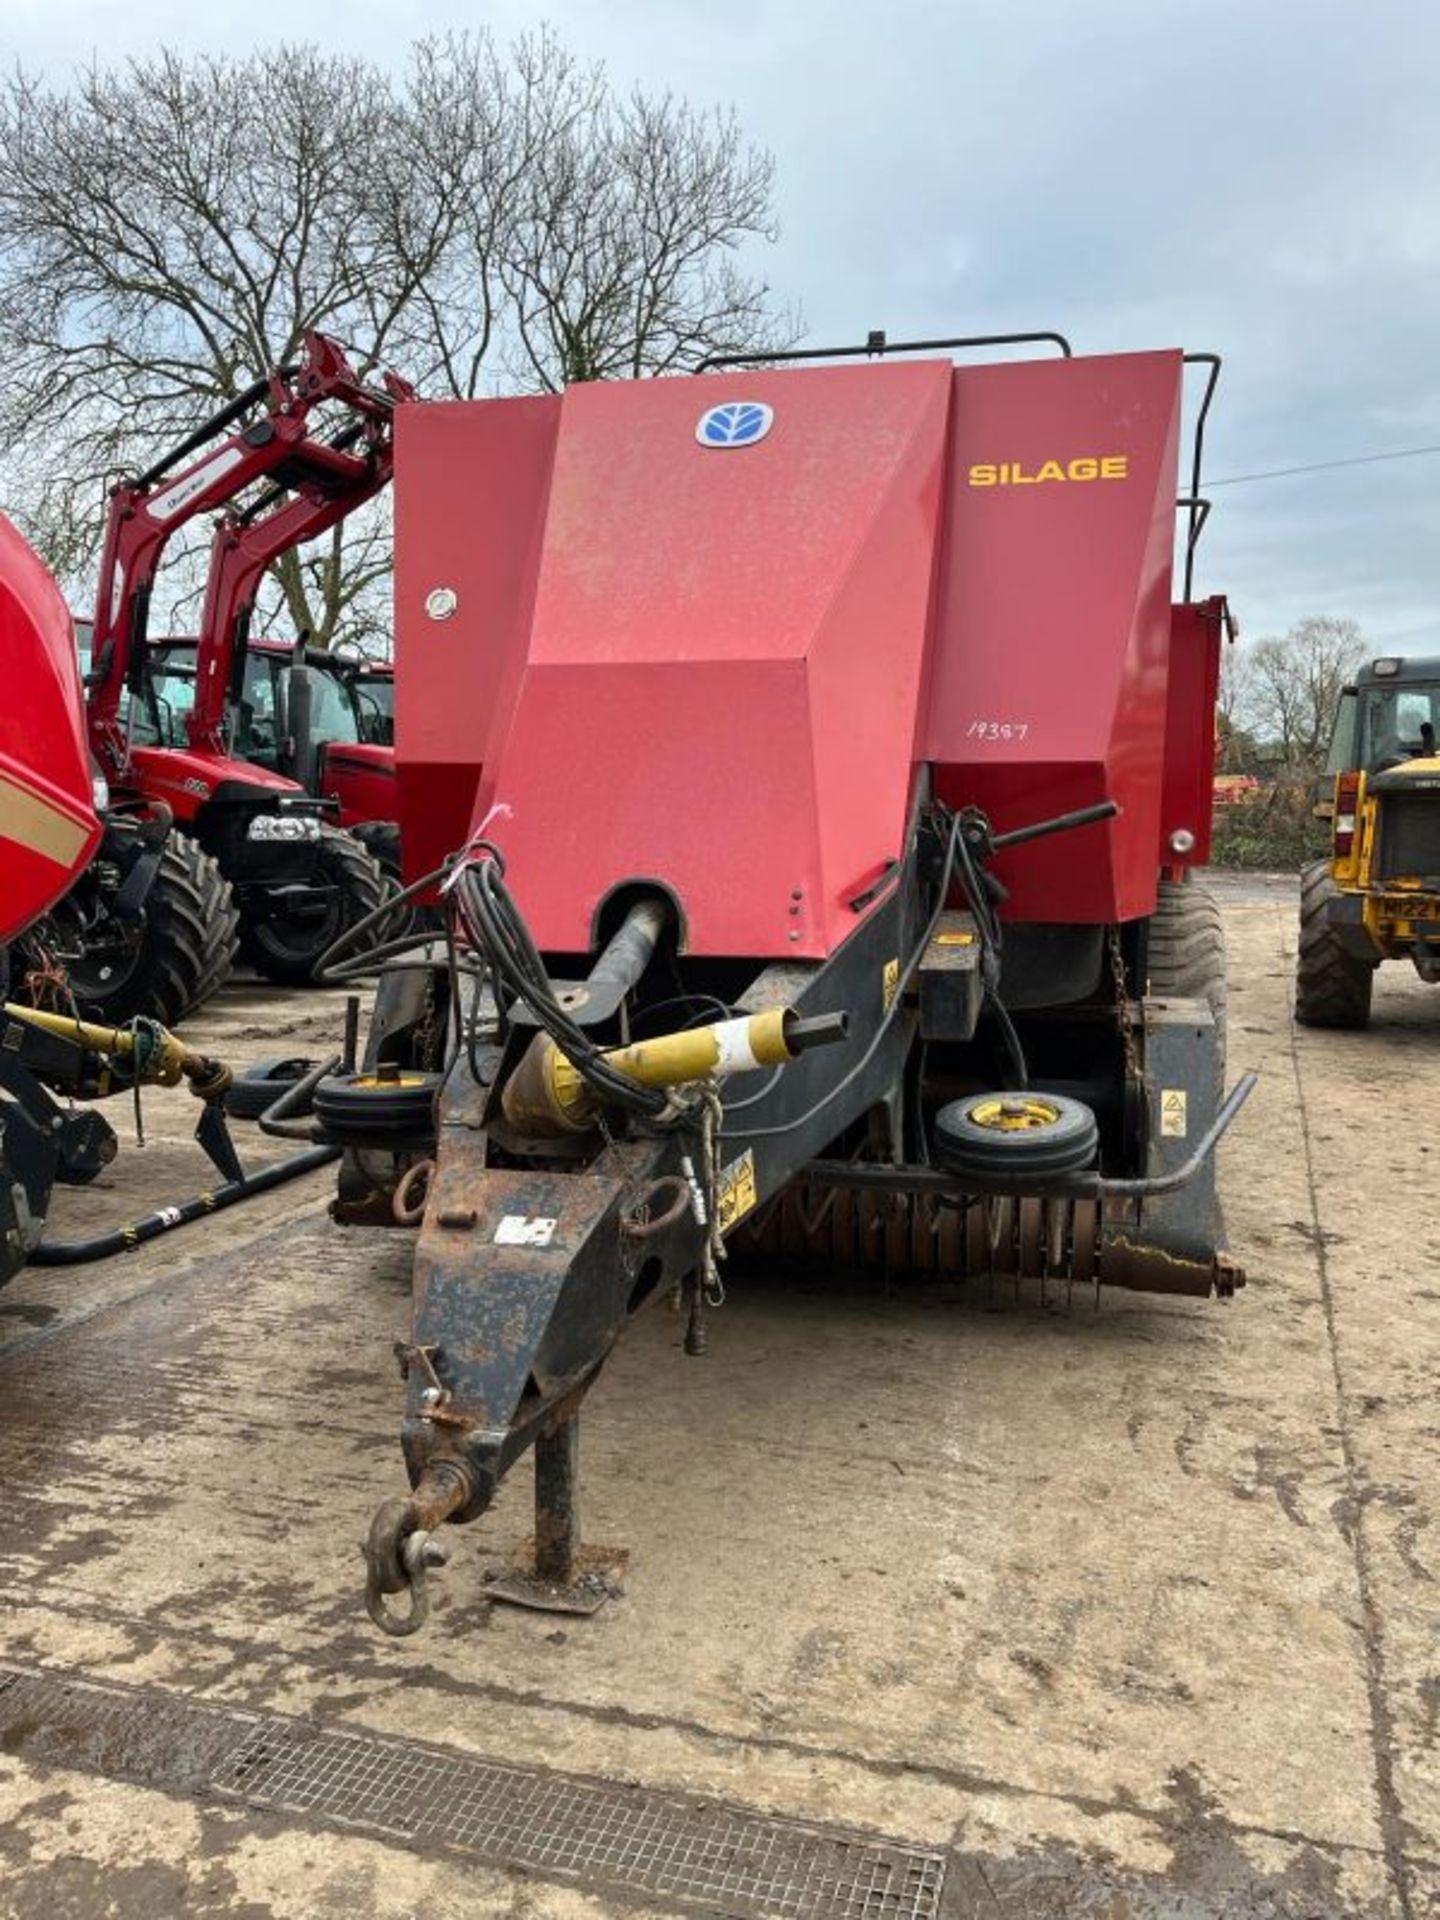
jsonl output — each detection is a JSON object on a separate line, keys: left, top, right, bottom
{"left": 481, "top": 1542, "right": 629, "bottom": 1617}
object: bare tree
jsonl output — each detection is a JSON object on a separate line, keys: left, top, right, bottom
{"left": 0, "top": 33, "right": 790, "bottom": 644}
{"left": 499, "top": 70, "right": 791, "bottom": 389}
{"left": 1236, "top": 617, "right": 1368, "bottom": 770}
{"left": 1216, "top": 639, "right": 1256, "bottom": 770}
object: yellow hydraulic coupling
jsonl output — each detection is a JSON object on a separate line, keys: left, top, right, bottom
{"left": 502, "top": 1008, "right": 847, "bottom": 1136}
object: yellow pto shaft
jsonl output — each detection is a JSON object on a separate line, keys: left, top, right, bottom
{"left": 2, "top": 1002, "right": 232, "bottom": 1101}
{"left": 502, "top": 1008, "right": 846, "bottom": 1136}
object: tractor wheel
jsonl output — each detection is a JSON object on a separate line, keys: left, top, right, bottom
{"left": 1295, "top": 859, "right": 1375, "bottom": 1028}
{"left": 242, "top": 826, "right": 392, "bottom": 986}
{"left": 1148, "top": 877, "right": 1228, "bottom": 1076}
{"left": 65, "top": 833, "right": 239, "bottom": 1028}
{"left": 350, "top": 820, "right": 433, "bottom": 942}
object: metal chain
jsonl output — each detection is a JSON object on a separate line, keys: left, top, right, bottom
{"left": 694, "top": 1081, "right": 727, "bottom": 1307}
{"left": 1108, "top": 925, "right": 1142, "bottom": 1086}
{"left": 417, "top": 961, "right": 439, "bottom": 1071}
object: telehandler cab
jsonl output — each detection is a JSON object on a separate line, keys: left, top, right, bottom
{"left": 1298, "top": 656, "right": 1440, "bottom": 1026}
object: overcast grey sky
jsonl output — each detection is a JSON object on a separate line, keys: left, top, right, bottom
{"left": 7, "top": 0, "right": 1440, "bottom": 650}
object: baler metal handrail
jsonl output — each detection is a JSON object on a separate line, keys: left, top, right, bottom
{"left": 1181, "top": 352, "right": 1221, "bottom": 600}
{"left": 798, "top": 1072, "right": 1257, "bottom": 1204}
{"left": 698, "top": 329, "right": 1073, "bottom": 372}
{"left": 1094, "top": 1071, "right": 1256, "bottom": 1196}
{"left": 1176, "top": 494, "right": 1213, "bottom": 574}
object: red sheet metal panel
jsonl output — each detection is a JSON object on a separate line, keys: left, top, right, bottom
{"left": 399, "top": 365, "right": 951, "bottom": 956}
{"left": 0, "top": 511, "right": 100, "bottom": 943}
{"left": 393, "top": 349, "right": 1206, "bottom": 943}
{"left": 1160, "top": 597, "right": 1226, "bottom": 872}
{"left": 925, "top": 350, "right": 1184, "bottom": 922}
{"left": 393, "top": 395, "right": 563, "bottom": 889}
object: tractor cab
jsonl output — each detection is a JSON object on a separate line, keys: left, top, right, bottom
{"left": 329, "top": 655, "right": 394, "bottom": 747}
{"left": 1327, "top": 657, "right": 1440, "bottom": 775}
{"left": 1298, "top": 655, "right": 1440, "bottom": 1026}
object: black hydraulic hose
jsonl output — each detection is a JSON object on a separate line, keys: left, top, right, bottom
{"left": 28, "top": 1144, "right": 339, "bottom": 1265}
{"left": 315, "top": 861, "right": 453, "bottom": 981}
{"left": 256, "top": 1053, "right": 339, "bottom": 1142}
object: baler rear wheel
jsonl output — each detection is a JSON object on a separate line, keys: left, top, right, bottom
{"left": 1147, "top": 877, "right": 1227, "bottom": 1070}
{"left": 1295, "top": 858, "right": 1375, "bottom": 1028}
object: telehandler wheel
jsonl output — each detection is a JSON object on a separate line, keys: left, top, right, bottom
{"left": 1148, "top": 877, "right": 1228, "bottom": 1078}
{"left": 933, "top": 1091, "right": 1099, "bottom": 1188}
{"left": 1295, "top": 858, "right": 1375, "bottom": 1028}
{"left": 243, "top": 826, "right": 393, "bottom": 986}
{"left": 66, "top": 833, "right": 239, "bottom": 1028}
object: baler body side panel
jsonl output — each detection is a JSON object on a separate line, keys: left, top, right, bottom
{"left": 444, "top": 364, "right": 951, "bottom": 956}
{"left": 924, "top": 350, "right": 1184, "bottom": 923}
{"left": 393, "top": 396, "right": 563, "bottom": 887}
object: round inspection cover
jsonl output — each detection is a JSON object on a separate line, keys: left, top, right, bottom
{"left": 933, "top": 1090, "right": 1098, "bottom": 1190}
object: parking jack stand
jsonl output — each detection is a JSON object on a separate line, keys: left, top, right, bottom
{"left": 481, "top": 1403, "right": 628, "bottom": 1617}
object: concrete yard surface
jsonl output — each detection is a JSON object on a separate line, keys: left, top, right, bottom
{"left": 0, "top": 875, "right": 1436, "bottom": 1918}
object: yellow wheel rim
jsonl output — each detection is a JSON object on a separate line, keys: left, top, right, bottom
{"left": 349, "top": 1072, "right": 432, "bottom": 1092}
{"left": 966, "top": 1095, "right": 1064, "bottom": 1133}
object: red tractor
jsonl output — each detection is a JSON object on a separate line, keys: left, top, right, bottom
{"left": 135, "top": 636, "right": 406, "bottom": 904}
{"left": 84, "top": 334, "right": 409, "bottom": 990}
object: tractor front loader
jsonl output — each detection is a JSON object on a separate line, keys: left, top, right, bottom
{"left": 291, "top": 332, "right": 1252, "bottom": 1633}
{"left": 84, "top": 333, "right": 410, "bottom": 987}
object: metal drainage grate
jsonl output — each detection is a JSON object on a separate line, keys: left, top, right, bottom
{"left": 0, "top": 1666, "right": 256, "bottom": 1788}
{"left": 0, "top": 1663, "right": 945, "bottom": 1920}
{"left": 215, "top": 1723, "right": 944, "bottom": 1919}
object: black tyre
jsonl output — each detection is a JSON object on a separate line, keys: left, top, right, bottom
{"left": 242, "top": 826, "right": 393, "bottom": 986}
{"left": 933, "top": 1091, "right": 1099, "bottom": 1189}
{"left": 313, "top": 1068, "right": 441, "bottom": 1145}
{"left": 65, "top": 833, "right": 239, "bottom": 1028}
{"left": 225, "top": 1056, "right": 319, "bottom": 1121}
{"left": 1295, "top": 858, "right": 1375, "bottom": 1028}
{"left": 351, "top": 819, "right": 435, "bottom": 942}
{"left": 1148, "top": 877, "right": 1228, "bottom": 1078}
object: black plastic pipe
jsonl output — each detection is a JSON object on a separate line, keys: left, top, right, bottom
{"left": 29, "top": 1144, "right": 339, "bottom": 1265}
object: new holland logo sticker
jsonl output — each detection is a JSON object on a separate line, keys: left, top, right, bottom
{"left": 696, "top": 401, "right": 773, "bottom": 448}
